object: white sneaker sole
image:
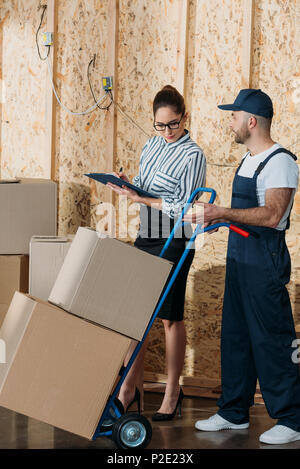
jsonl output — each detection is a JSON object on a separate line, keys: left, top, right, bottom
{"left": 195, "top": 422, "right": 249, "bottom": 432}
{"left": 259, "top": 435, "right": 300, "bottom": 445}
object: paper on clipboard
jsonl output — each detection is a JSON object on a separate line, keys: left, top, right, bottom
{"left": 85, "top": 173, "right": 159, "bottom": 198}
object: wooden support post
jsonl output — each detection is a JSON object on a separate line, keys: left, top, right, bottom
{"left": 175, "top": 0, "right": 189, "bottom": 98}
{"left": 0, "top": 16, "right": 3, "bottom": 178}
{"left": 0, "top": 13, "right": 8, "bottom": 177}
{"left": 241, "top": 0, "right": 255, "bottom": 88}
{"left": 45, "top": 0, "right": 57, "bottom": 181}
{"left": 103, "top": 0, "right": 119, "bottom": 206}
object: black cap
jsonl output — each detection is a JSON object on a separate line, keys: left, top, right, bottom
{"left": 218, "top": 89, "right": 273, "bottom": 118}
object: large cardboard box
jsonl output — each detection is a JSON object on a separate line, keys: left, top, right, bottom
{"left": 49, "top": 227, "right": 173, "bottom": 341}
{"left": 0, "top": 292, "right": 131, "bottom": 440}
{"left": 0, "top": 178, "right": 57, "bottom": 254}
{"left": 29, "top": 236, "right": 72, "bottom": 301}
{"left": 0, "top": 255, "right": 29, "bottom": 327}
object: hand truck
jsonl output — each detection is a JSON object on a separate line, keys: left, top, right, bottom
{"left": 92, "top": 187, "right": 249, "bottom": 449}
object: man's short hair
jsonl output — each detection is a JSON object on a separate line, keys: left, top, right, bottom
{"left": 244, "top": 112, "right": 272, "bottom": 131}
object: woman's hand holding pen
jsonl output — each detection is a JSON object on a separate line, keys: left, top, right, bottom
{"left": 107, "top": 167, "right": 140, "bottom": 202}
{"left": 117, "top": 167, "right": 130, "bottom": 182}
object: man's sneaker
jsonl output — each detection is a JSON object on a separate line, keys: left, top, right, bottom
{"left": 259, "top": 425, "right": 300, "bottom": 445}
{"left": 195, "top": 413, "right": 249, "bottom": 431}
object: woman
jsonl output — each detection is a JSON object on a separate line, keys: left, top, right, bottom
{"left": 108, "top": 85, "right": 206, "bottom": 421}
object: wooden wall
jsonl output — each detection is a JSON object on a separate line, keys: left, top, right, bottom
{"left": 1, "top": 0, "right": 299, "bottom": 388}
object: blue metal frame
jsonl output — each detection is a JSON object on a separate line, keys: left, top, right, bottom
{"left": 92, "top": 187, "right": 234, "bottom": 439}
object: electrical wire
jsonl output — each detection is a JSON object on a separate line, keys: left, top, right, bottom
{"left": 86, "top": 55, "right": 150, "bottom": 137}
{"left": 108, "top": 91, "right": 151, "bottom": 138}
{"left": 36, "top": 5, "right": 50, "bottom": 61}
{"left": 87, "top": 55, "right": 113, "bottom": 111}
{"left": 46, "top": 55, "right": 109, "bottom": 115}
{"left": 36, "top": 9, "right": 108, "bottom": 116}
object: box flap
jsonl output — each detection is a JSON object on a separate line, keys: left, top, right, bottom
{"left": 0, "top": 179, "right": 21, "bottom": 184}
{"left": 30, "top": 236, "right": 69, "bottom": 244}
{"left": 29, "top": 240, "right": 71, "bottom": 301}
{"left": 48, "top": 227, "right": 99, "bottom": 309}
{"left": 0, "top": 292, "right": 35, "bottom": 392}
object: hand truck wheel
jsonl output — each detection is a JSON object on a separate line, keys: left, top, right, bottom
{"left": 112, "top": 413, "right": 152, "bottom": 449}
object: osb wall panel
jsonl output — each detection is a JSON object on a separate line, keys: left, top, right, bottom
{"left": 145, "top": 0, "right": 300, "bottom": 380}
{"left": 115, "top": 0, "right": 192, "bottom": 375}
{"left": 186, "top": 0, "right": 245, "bottom": 169}
{"left": 54, "top": 0, "right": 110, "bottom": 235}
{"left": 0, "top": 9, "right": 3, "bottom": 162}
{"left": 0, "top": 1, "right": 48, "bottom": 178}
{"left": 252, "top": 0, "right": 300, "bottom": 329}
{"left": 0, "top": 0, "right": 110, "bottom": 232}
{"left": 252, "top": 0, "right": 300, "bottom": 220}
{"left": 109, "top": 0, "right": 180, "bottom": 242}
{"left": 145, "top": 0, "right": 245, "bottom": 379}
{"left": 116, "top": 0, "right": 179, "bottom": 168}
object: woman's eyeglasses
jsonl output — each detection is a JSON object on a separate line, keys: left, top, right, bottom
{"left": 153, "top": 115, "right": 183, "bottom": 131}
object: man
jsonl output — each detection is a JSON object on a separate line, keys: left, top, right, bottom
{"left": 184, "top": 89, "right": 300, "bottom": 444}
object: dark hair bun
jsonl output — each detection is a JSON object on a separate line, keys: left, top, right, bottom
{"left": 153, "top": 85, "right": 185, "bottom": 116}
{"left": 161, "top": 85, "right": 177, "bottom": 92}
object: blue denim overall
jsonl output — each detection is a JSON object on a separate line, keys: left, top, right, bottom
{"left": 217, "top": 148, "right": 300, "bottom": 431}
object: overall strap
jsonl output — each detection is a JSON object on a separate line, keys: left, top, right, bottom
{"left": 235, "top": 155, "right": 247, "bottom": 174}
{"left": 253, "top": 148, "right": 297, "bottom": 230}
{"left": 254, "top": 148, "right": 297, "bottom": 178}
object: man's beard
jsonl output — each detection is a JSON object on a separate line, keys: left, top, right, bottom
{"left": 234, "top": 125, "right": 250, "bottom": 144}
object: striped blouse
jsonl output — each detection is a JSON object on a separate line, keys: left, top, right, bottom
{"left": 133, "top": 131, "right": 206, "bottom": 219}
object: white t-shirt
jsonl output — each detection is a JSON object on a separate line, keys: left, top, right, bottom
{"left": 237, "top": 143, "right": 299, "bottom": 230}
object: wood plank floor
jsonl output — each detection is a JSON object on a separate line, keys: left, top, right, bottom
{"left": 0, "top": 392, "right": 299, "bottom": 450}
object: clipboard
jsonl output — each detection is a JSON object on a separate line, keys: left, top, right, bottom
{"left": 85, "top": 173, "right": 159, "bottom": 199}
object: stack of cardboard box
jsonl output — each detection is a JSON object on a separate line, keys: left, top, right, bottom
{"left": 0, "top": 225, "right": 173, "bottom": 440}
{"left": 0, "top": 179, "right": 57, "bottom": 326}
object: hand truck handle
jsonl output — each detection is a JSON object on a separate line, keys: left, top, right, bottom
{"left": 203, "top": 222, "right": 249, "bottom": 238}
{"left": 228, "top": 224, "right": 249, "bottom": 238}
{"left": 160, "top": 187, "right": 216, "bottom": 258}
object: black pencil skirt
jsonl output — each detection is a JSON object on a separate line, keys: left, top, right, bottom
{"left": 134, "top": 236, "right": 195, "bottom": 321}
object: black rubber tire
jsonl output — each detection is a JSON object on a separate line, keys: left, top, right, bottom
{"left": 112, "top": 413, "right": 152, "bottom": 449}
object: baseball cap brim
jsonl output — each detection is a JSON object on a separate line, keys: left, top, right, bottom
{"left": 218, "top": 104, "right": 241, "bottom": 111}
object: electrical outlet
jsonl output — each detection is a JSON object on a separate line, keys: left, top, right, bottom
{"left": 42, "top": 32, "right": 53, "bottom": 46}
{"left": 102, "top": 76, "right": 113, "bottom": 91}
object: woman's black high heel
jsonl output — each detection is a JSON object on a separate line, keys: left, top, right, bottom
{"left": 100, "top": 388, "right": 141, "bottom": 432}
{"left": 152, "top": 388, "right": 184, "bottom": 421}
{"left": 126, "top": 387, "right": 141, "bottom": 414}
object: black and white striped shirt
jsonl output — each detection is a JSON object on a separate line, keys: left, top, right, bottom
{"left": 133, "top": 131, "right": 206, "bottom": 218}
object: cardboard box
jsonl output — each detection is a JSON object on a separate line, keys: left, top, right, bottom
{"left": 0, "top": 255, "right": 29, "bottom": 327}
{"left": 0, "top": 178, "right": 57, "bottom": 254}
{"left": 49, "top": 227, "right": 173, "bottom": 340}
{"left": 29, "top": 236, "right": 72, "bottom": 301}
{"left": 0, "top": 292, "right": 131, "bottom": 440}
